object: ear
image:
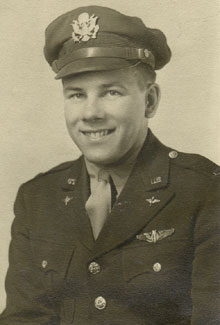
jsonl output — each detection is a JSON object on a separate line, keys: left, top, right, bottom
{"left": 145, "top": 83, "right": 161, "bottom": 118}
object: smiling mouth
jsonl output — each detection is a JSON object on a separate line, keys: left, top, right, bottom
{"left": 81, "top": 129, "right": 115, "bottom": 140}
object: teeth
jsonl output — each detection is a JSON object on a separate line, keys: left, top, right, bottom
{"left": 83, "top": 130, "right": 112, "bottom": 139}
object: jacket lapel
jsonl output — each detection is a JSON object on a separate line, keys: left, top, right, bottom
{"left": 60, "top": 157, "right": 95, "bottom": 250}
{"left": 91, "top": 131, "right": 175, "bottom": 259}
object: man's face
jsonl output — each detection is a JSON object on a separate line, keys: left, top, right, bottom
{"left": 63, "top": 68, "right": 152, "bottom": 166}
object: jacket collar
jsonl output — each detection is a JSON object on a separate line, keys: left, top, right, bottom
{"left": 61, "top": 155, "right": 84, "bottom": 191}
{"left": 137, "top": 129, "right": 170, "bottom": 191}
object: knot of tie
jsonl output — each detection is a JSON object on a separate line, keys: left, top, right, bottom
{"left": 97, "top": 169, "right": 110, "bottom": 182}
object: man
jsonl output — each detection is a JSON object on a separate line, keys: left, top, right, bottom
{"left": 0, "top": 5, "right": 219, "bottom": 325}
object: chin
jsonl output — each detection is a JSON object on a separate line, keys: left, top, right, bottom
{"left": 85, "top": 157, "right": 113, "bottom": 166}
{"left": 84, "top": 152, "right": 119, "bottom": 166}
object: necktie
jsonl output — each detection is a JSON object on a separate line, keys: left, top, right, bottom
{"left": 109, "top": 176, "right": 117, "bottom": 208}
{"left": 85, "top": 170, "right": 112, "bottom": 240}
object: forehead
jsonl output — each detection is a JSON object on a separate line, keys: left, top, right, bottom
{"left": 62, "top": 68, "right": 142, "bottom": 89}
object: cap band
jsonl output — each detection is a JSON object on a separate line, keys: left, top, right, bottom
{"left": 52, "top": 47, "right": 155, "bottom": 73}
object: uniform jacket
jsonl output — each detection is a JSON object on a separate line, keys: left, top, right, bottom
{"left": 0, "top": 130, "right": 220, "bottom": 325}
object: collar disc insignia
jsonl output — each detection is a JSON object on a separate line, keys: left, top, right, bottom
{"left": 151, "top": 176, "right": 162, "bottom": 185}
{"left": 71, "top": 12, "right": 100, "bottom": 43}
{"left": 67, "top": 178, "right": 76, "bottom": 185}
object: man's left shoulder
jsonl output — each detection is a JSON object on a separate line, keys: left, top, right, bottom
{"left": 169, "top": 149, "right": 220, "bottom": 180}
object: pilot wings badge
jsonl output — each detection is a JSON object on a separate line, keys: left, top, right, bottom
{"left": 146, "top": 196, "right": 160, "bottom": 207}
{"left": 71, "top": 12, "right": 100, "bottom": 43}
{"left": 136, "top": 228, "right": 175, "bottom": 243}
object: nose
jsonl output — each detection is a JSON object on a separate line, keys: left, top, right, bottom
{"left": 82, "top": 96, "right": 105, "bottom": 121}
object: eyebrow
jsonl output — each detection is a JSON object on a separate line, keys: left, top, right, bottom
{"left": 63, "top": 87, "right": 83, "bottom": 92}
{"left": 101, "top": 83, "right": 127, "bottom": 90}
{"left": 63, "top": 83, "right": 127, "bottom": 92}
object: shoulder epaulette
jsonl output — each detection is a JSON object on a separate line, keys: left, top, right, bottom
{"left": 32, "top": 156, "right": 82, "bottom": 180}
{"left": 168, "top": 149, "right": 220, "bottom": 178}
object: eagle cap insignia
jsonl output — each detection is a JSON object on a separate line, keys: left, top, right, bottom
{"left": 71, "top": 12, "right": 100, "bottom": 43}
{"left": 136, "top": 228, "right": 175, "bottom": 243}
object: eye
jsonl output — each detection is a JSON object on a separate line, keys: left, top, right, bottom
{"left": 106, "top": 90, "right": 121, "bottom": 97}
{"left": 68, "top": 93, "right": 84, "bottom": 100}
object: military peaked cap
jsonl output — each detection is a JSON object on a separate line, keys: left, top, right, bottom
{"left": 44, "top": 6, "right": 171, "bottom": 79}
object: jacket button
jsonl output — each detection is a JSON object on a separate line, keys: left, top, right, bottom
{"left": 169, "top": 150, "right": 178, "bottom": 159}
{"left": 88, "top": 262, "right": 101, "bottom": 274}
{"left": 153, "top": 262, "right": 161, "bottom": 272}
{"left": 42, "top": 260, "right": 48, "bottom": 269}
{"left": 94, "top": 296, "right": 107, "bottom": 310}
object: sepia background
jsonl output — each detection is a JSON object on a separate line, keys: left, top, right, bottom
{"left": 0, "top": 0, "right": 220, "bottom": 311}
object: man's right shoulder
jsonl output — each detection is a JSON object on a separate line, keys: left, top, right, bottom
{"left": 21, "top": 156, "right": 83, "bottom": 189}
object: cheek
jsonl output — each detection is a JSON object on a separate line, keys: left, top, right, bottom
{"left": 116, "top": 102, "right": 145, "bottom": 131}
{"left": 64, "top": 103, "right": 79, "bottom": 126}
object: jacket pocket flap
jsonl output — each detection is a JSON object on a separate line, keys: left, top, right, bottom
{"left": 123, "top": 242, "right": 190, "bottom": 282}
{"left": 31, "top": 238, "right": 74, "bottom": 274}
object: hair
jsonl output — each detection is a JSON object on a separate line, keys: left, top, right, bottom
{"left": 129, "top": 61, "right": 157, "bottom": 90}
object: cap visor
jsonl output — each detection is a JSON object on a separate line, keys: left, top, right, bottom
{"left": 55, "top": 57, "right": 138, "bottom": 79}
